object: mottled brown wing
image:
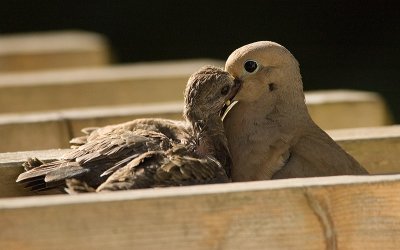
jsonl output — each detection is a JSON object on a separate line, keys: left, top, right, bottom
{"left": 70, "top": 118, "right": 189, "bottom": 147}
{"left": 156, "top": 154, "right": 230, "bottom": 186}
{"left": 96, "top": 146, "right": 229, "bottom": 192}
{"left": 16, "top": 129, "right": 173, "bottom": 191}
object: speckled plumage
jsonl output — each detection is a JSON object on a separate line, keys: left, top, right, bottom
{"left": 17, "top": 66, "right": 240, "bottom": 192}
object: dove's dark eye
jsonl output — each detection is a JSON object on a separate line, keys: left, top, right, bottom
{"left": 244, "top": 60, "right": 258, "bottom": 73}
{"left": 220, "top": 85, "right": 230, "bottom": 95}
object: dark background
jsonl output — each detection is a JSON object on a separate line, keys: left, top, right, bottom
{"left": 1, "top": 1, "right": 399, "bottom": 121}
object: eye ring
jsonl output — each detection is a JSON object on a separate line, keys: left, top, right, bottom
{"left": 244, "top": 60, "right": 258, "bottom": 73}
{"left": 220, "top": 85, "right": 230, "bottom": 96}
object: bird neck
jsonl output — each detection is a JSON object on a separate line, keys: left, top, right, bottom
{"left": 188, "top": 113, "right": 232, "bottom": 177}
{"left": 277, "top": 81, "right": 311, "bottom": 128}
{"left": 226, "top": 78, "right": 311, "bottom": 138}
{"left": 264, "top": 74, "right": 311, "bottom": 127}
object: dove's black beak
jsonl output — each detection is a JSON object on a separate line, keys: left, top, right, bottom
{"left": 229, "top": 78, "right": 242, "bottom": 100}
{"left": 220, "top": 78, "right": 242, "bottom": 119}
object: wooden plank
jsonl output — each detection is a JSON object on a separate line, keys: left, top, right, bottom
{"left": 0, "top": 30, "right": 110, "bottom": 72}
{"left": 0, "top": 59, "right": 223, "bottom": 113}
{"left": 1, "top": 174, "right": 400, "bottom": 249}
{"left": 0, "top": 112, "right": 71, "bottom": 152}
{"left": 328, "top": 126, "right": 400, "bottom": 175}
{"left": 0, "top": 102, "right": 183, "bottom": 152}
{"left": 66, "top": 102, "right": 183, "bottom": 137}
{"left": 306, "top": 90, "right": 392, "bottom": 129}
{"left": 1, "top": 125, "right": 400, "bottom": 198}
{"left": 0, "top": 90, "right": 391, "bottom": 152}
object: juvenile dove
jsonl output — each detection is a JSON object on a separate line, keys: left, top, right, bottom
{"left": 17, "top": 66, "right": 241, "bottom": 192}
{"left": 223, "top": 41, "right": 369, "bottom": 181}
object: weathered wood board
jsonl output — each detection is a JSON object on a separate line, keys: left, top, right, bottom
{"left": 1, "top": 174, "right": 400, "bottom": 250}
{"left": 0, "top": 90, "right": 392, "bottom": 152}
{"left": 0, "top": 30, "right": 110, "bottom": 72}
{"left": 327, "top": 126, "right": 400, "bottom": 175}
{"left": 306, "top": 90, "right": 392, "bottom": 129}
{"left": 0, "top": 102, "right": 183, "bottom": 152}
{"left": 1, "top": 125, "right": 400, "bottom": 198}
{"left": 0, "top": 59, "right": 223, "bottom": 113}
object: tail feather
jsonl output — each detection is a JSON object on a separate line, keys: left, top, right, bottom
{"left": 31, "top": 185, "right": 53, "bottom": 192}
{"left": 28, "top": 183, "right": 47, "bottom": 191}
{"left": 17, "top": 160, "right": 86, "bottom": 183}
{"left": 17, "top": 175, "right": 44, "bottom": 184}
{"left": 17, "top": 157, "right": 90, "bottom": 192}
{"left": 44, "top": 165, "right": 89, "bottom": 183}
{"left": 23, "top": 179, "right": 45, "bottom": 188}
{"left": 26, "top": 179, "right": 65, "bottom": 192}
{"left": 16, "top": 165, "right": 56, "bottom": 182}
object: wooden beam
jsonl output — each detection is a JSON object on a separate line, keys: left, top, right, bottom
{"left": 0, "top": 90, "right": 391, "bottom": 152}
{"left": 0, "top": 59, "right": 223, "bottom": 113}
{"left": 1, "top": 125, "right": 400, "bottom": 197}
{"left": 0, "top": 112, "right": 71, "bottom": 152}
{"left": 306, "top": 90, "right": 392, "bottom": 129}
{"left": 1, "top": 174, "right": 400, "bottom": 249}
{"left": 0, "top": 102, "right": 183, "bottom": 152}
{"left": 328, "top": 126, "right": 400, "bottom": 175}
{"left": 65, "top": 102, "right": 183, "bottom": 137}
{"left": 0, "top": 30, "right": 110, "bottom": 72}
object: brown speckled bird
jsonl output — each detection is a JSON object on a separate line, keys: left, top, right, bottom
{"left": 223, "top": 41, "right": 368, "bottom": 181}
{"left": 17, "top": 66, "right": 241, "bottom": 192}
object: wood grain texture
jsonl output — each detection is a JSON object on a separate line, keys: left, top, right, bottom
{"left": 329, "top": 126, "right": 400, "bottom": 175}
{"left": 1, "top": 125, "right": 400, "bottom": 197}
{"left": 306, "top": 90, "right": 392, "bottom": 129}
{"left": 65, "top": 102, "right": 183, "bottom": 137}
{"left": 0, "top": 90, "right": 392, "bottom": 152}
{"left": 1, "top": 175, "right": 400, "bottom": 250}
{"left": 0, "top": 59, "right": 223, "bottom": 113}
{"left": 0, "top": 102, "right": 183, "bottom": 152}
{"left": 0, "top": 30, "right": 110, "bottom": 72}
{"left": 0, "top": 113, "right": 71, "bottom": 152}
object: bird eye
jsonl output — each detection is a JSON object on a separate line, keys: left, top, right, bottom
{"left": 244, "top": 60, "right": 258, "bottom": 73}
{"left": 220, "top": 85, "right": 230, "bottom": 95}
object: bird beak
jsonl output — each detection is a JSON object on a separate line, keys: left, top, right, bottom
{"left": 220, "top": 78, "right": 242, "bottom": 120}
{"left": 226, "top": 78, "right": 242, "bottom": 103}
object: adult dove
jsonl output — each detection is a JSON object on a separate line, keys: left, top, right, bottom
{"left": 223, "top": 41, "right": 368, "bottom": 181}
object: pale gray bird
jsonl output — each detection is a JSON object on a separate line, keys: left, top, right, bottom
{"left": 17, "top": 66, "right": 241, "bottom": 192}
{"left": 223, "top": 41, "right": 368, "bottom": 181}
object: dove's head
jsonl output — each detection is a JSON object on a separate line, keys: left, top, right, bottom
{"left": 183, "top": 66, "right": 241, "bottom": 121}
{"left": 225, "top": 41, "right": 305, "bottom": 112}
